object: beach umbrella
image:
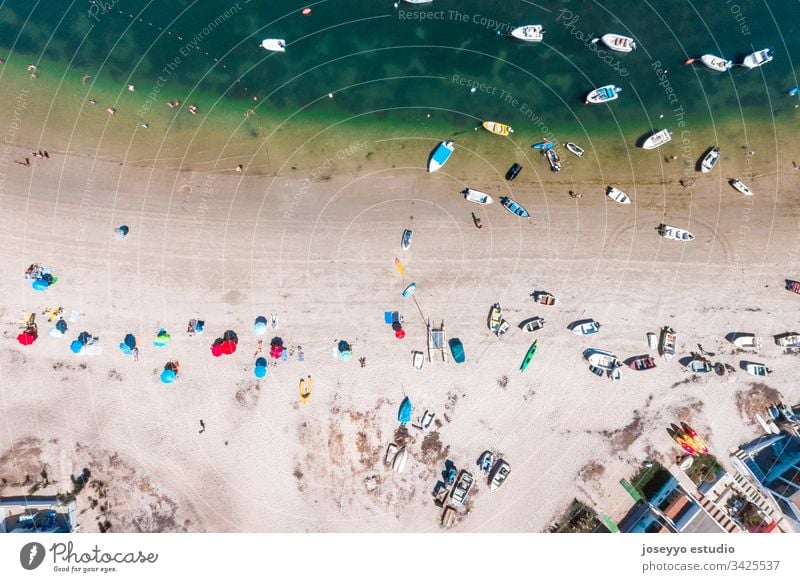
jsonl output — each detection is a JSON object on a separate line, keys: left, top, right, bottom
{"left": 255, "top": 357, "right": 267, "bottom": 368}
{"left": 119, "top": 343, "right": 132, "bottom": 355}
{"left": 160, "top": 369, "right": 176, "bottom": 384}
{"left": 154, "top": 329, "right": 170, "bottom": 346}
{"left": 254, "top": 316, "right": 268, "bottom": 335}
{"left": 254, "top": 365, "right": 267, "bottom": 378}
{"left": 113, "top": 225, "right": 129, "bottom": 240}
{"left": 338, "top": 340, "right": 350, "bottom": 353}
{"left": 17, "top": 330, "right": 37, "bottom": 345}
{"left": 210, "top": 343, "right": 223, "bottom": 357}
{"left": 70, "top": 339, "right": 84, "bottom": 354}
{"left": 398, "top": 397, "right": 412, "bottom": 424}
{"left": 56, "top": 319, "right": 68, "bottom": 333}
{"left": 340, "top": 350, "right": 352, "bottom": 362}
{"left": 395, "top": 328, "right": 405, "bottom": 339}
{"left": 220, "top": 339, "right": 237, "bottom": 355}
{"left": 223, "top": 330, "right": 239, "bottom": 344}
{"left": 32, "top": 278, "right": 50, "bottom": 291}
{"left": 269, "top": 345, "right": 283, "bottom": 359}
{"left": 124, "top": 334, "right": 136, "bottom": 349}
{"left": 78, "top": 331, "right": 92, "bottom": 345}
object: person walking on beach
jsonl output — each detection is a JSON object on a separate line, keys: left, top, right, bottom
{"left": 133, "top": 347, "right": 139, "bottom": 362}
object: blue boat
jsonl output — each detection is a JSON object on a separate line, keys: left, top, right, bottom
{"left": 789, "top": 87, "right": 799, "bottom": 96}
{"left": 531, "top": 140, "right": 554, "bottom": 150}
{"left": 427, "top": 140, "right": 454, "bottom": 172}
{"left": 501, "top": 196, "right": 530, "bottom": 218}
{"left": 398, "top": 397, "right": 412, "bottom": 424}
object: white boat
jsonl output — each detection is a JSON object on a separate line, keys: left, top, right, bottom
{"left": 412, "top": 350, "right": 424, "bottom": 371}
{"left": 730, "top": 178, "right": 753, "bottom": 196}
{"left": 642, "top": 129, "right": 672, "bottom": 150}
{"left": 700, "top": 147, "right": 720, "bottom": 173}
{"left": 450, "top": 470, "right": 474, "bottom": 507}
{"left": 658, "top": 224, "right": 694, "bottom": 241}
{"left": 775, "top": 332, "right": 800, "bottom": 349}
{"left": 384, "top": 443, "right": 398, "bottom": 465}
{"left": 260, "top": 39, "right": 286, "bottom": 53}
{"left": 593, "top": 34, "right": 636, "bottom": 53}
{"left": 428, "top": 140, "right": 454, "bottom": 172}
{"left": 463, "top": 188, "right": 493, "bottom": 205}
{"left": 606, "top": 186, "right": 631, "bottom": 204}
{"left": 732, "top": 333, "right": 762, "bottom": 349}
{"left": 687, "top": 358, "right": 713, "bottom": 373}
{"left": 545, "top": 148, "right": 561, "bottom": 172}
{"left": 392, "top": 447, "right": 408, "bottom": 473}
{"left": 522, "top": 317, "right": 545, "bottom": 332}
{"left": 570, "top": 319, "right": 600, "bottom": 335}
{"left": 489, "top": 460, "right": 511, "bottom": 491}
{"left": 509, "top": 25, "right": 544, "bottom": 42}
{"left": 585, "top": 85, "right": 621, "bottom": 104}
{"left": 585, "top": 349, "right": 621, "bottom": 370}
{"left": 746, "top": 362, "right": 772, "bottom": 377}
{"left": 698, "top": 54, "right": 733, "bottom": 72}
{"left": 401, "top": 229, "right": 413, "bottom": 250}
{"left": 565, "top": 142, "right": 584, "bottom": 157}
{"left": 659, "top": 326, "right": 676, "bottom": 360}
{"left": 742, "top": 49, "right": 773, "bottom": 69}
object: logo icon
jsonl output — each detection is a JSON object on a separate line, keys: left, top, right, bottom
{"left": 20, "top": 542, "right": 46, "bottom": 570}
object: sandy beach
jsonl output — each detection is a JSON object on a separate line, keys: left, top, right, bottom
{"left": 1, "top": 122, "right": 799, "bottom": 532}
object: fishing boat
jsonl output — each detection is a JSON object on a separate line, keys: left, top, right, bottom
{"left": 593, "top": 34, "right": 636, "bottom": 53}
{"left": 606, "top": 186, "right": 631, "bottom": 204}
{"left": 509, "top": 25, "right": 544, "bottom": 42}
{"left": 521, "top": 317, "right": 545, "bottom": 332}
{"left": 532, "top": 291, "right": 557, "bottom": 306}
{"left": 629, "top": 356, "right": 656, "bottom": 371}
{"left": 451, "top": 471, "right": 474, "bottom": 507}
{"left": 774, "top": 332, "right": 800, "bottom": 349}
{"left": 746, "top": 363, "right": 772, "bottom": 377}
{"left": 392, "top": 447, "right": 408, "bottom": 473}
{"left": 585, "top": 85, "right": 621, "bottom": 104}
{"left": 462, "top": 188, "right": 493, "bottom": 204}
{"left": 741, "top": 48, "right": 773, "bottom": 69}
{"left": 401, "top": 229, "right": 413, "bottom": 250}
{"left": 730, "top": 178, "right": 753, "bottom": 196}
{"left": 732, "top": 333, "right": 762, "bottom": 350}
{"left": 501, "top": 196, "right": 530, "bottom": 218}
{"left": 680, "top": 423, "right": 709, "bottom": 454}
{"left": 260, "top": 39, "right": 286, "bottom": 52}
{"left": 585, "top": 349, "right": 621, "bottom": 370}
{"left": 545, "top": 148, "right": 561, "bottom": 172}
{"left": 570, "top": 319, "right": 600, "bottom": 335}
{"left": 685, "top": 54, "right": 733, "bottom": 72}
{"left": 687, "top": 358, "right": 713, "bottom": 373}
{"left": 482, "top": 121, "right": 513, "bottom": 136}
{"left": 402, "top": 282, "right": 416, "bottom": 298}
{"left": 520, "top": 340, "right": 538, "bottom": 372}
{"left": 489, "top": 459, "right": 511, "bottom": 491}
{"left": 658, "top": 224, "right": 694, "bottom": 241}
{"left": 642, "top": 129, "right": 672, "bottom": 149}
{"left": 412, "top": 350, "right": 424, "bottom": 371}
{"left": 299, "top": 376, "right": 312, "bottom": 404}
{"left": 700, "top": 147, "right": 720, "bottom": 173}
{"left": 659, "top": 326, "right": 676, "bottom": 360}
{"left": 427, "top": 140, "right": 454, "bottom": 172}
{"left": 565, "top": 142, "right": 584, "bottom": 157}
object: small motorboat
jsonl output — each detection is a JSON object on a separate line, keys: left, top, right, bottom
{"left": 532, "top": 291, "right": 557, "bottom": 306}
{"left": 642, "top": 129, "right": 672, "bottom": 149}
{"left": 402, "top": 282, "right": 416, "bottom": 297}
{"left": 385, "top": 443, "right": 399, "bottom": 465}
{"left": 659, "top": 326, "right": 677, "bottom": 360}
{"left": 462, "top": 188, "right": 493, "bottom": 205}
{"left": 570, "top": 319, "right": 600, "bottom": 335}
{"left": 505, "top": 163, "right": 522, "bottom": 181}
{"left": 687, "top": 358, "right": 713, "bottom": 373}
{"left": 521, "top": 317, "right": 545, "bottom": 332}
{"left": 741, "top": 48, "right": 773, "bottom": 69}
{"left": 501, "top": 196, "right": 529, "bottom": 218}
{"left": 629, "top": 356, "right": 656, "bottom": 371}
{"left": 427, "top": 140, "right": 454, "bottom": 172}
{"left": 700, "top": 147, "right": 720, "bottom": 173}
{"left": 585, "top": 85, "right": 621, "bottom": 104}
{"left": 488, "top": 303, "right": 510, "bottom": 337}
{"left": 450, "top": 470, "right": 474, "bottom": 507}
{"left": 545, "top": 148, "right": 561, "bottom": 172}
{"left": 509, "top": 25, "right": 544, "bottom": 42}
{"left": 260, "top": 39, "right": 286, "bottom": 52}
{"left": 482, "top": 121, "right": 513, "bottom": 136}
{"left": 392, "top": 447, "right": 408, "bottom": 473}
{"left": 531, "top": 140, "right": 554, "bottom": 150}
{"left": 593, "top": 33, "right": 636, "bottom": 53}
{"left": 732, "top": 333, "right": 762, "bottom": 350}
{"left": 789, "top": 87, "right": 800, "bottom": 96}
{"left": 730, "top": 178, "right": 753, "bottom": 196}
{"left": 774, "top": 332, "right": 800, "bottom": 349}
{"left": 478, "top": 451, "right": 494, "bottom": 473}
{"left": 746, "top": 362, "right": 772, "bottom": 377}
{"left": 584, "top": 349, "right": 621, "bottom": 370}
{"left": 565, "top": 142, "right": 584, "bottom": 157}
{"left": 520, "top": 340, "right": 538, "bottom": 372}
{"left": 685, "top": 54, "right": 733, "bottom": 72}
{"left": 658, "top": 224, "right": 694, "bottom": 241}
{"left": 412, "top": 350, "right": 424, "bottom": 371}
{"left": 489, "top": 459, "right": 511, "bottom": 491}
{"left": 588, "top": 365, "right": 604, "bottom": 378}
{"left": 606, "top": 186, "right": 631, "bottom": 204}
{"left": 401, "top": 229, "right": 413, "bottom": 250}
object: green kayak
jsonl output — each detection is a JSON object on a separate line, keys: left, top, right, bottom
{"left": 520, "top": 339, "right": 538, "bottom": 372}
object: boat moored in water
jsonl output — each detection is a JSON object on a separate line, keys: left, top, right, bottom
{"left": 593, "top": 34, "right": 636, "bottom": 53}
{"left": 585, "top": 85, "right": 621, "bottom": 104}
{"left": 427, "top": 140, "right": 454, "bottom": 172}
{"left": 642, "top": 129, "right": 672, "bottom": 149}
{"left": 509, "top": 25, "right": 544, "bottom": 42}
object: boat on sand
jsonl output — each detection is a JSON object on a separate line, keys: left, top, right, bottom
{"left": 606, "top": 186, "right": 631, "bottom": 204}
{"left": 401, "top": 229, "right": 412, "bottom": 250}
{"left": 732, "top": 333, "right": 762, "bottom": 349}
{"left": 629, "top": 356, "right": 656, "bottom": 370}
{"left": 570, "top": 319, "right": 600, "bottom": 335}
{"left": 700, "top": 147, "right": 720, "bottom": 173}
{"left": 658, "top": 224, "right": 694, "bottom": 241}
{"left": 462, "top": 188, "right": 493, "bottom": 205}
{"left": 450, "top": 470, "right": 474, "bottom": 507}
{"left": 730, "top": 179, "right": 753, "bottom": 196}
{"left": 521, "top": 317, "right": 545, "bottom": 332}
{"left": 565, "top": 142, "right": 584, "bottom": 157}
{"left": 584, "top": 349, "right": 621, "bottom": 370}
{"left": 545, "top": 148, "right": 561, "bottom": 172}
{"left": 659, "top": 327, "right": 676, "bottom": 360}
{"left": 532, "top": 291, "right": 557, "bottom": 305}
{"left": 746, "top": 363, "right": 772, "bottom": 377}
{"left": 501, "top": 196, "right": 529, "bottom": 218}
{"left": 489, "top": 459, "right": 511, "bottom": 491}
{"left": 428, "top": 140, "right": 454, "bottom": 172}
{"left": 488, "top": 303, "right": 510, "bottom": 337}
{"left": 520, "top": 340, "right": 538, "bottom": 372}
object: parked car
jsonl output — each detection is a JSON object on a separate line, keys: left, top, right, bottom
{"left": 505, "top": 163, "right": 522, "bottom": 181}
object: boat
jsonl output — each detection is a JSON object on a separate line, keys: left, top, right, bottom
{"left": 402, "top": 0, "right": 434, "bottom": 4}
{"left": 478, "top": 451, "right": 494, "bottom": 473}
{"left": 672, "top": 432, "right": 700, "bottom": 457}
{"left": 299, "top": 376, "right": 312, "bottom": 404}
{"left": 427, "top": 140, "right": 454, "bottom": 172}
{"left": 260, "top": 39, "right": 286, "bottom": 52}
{"left": 402, "top": 282, "right": 416, "bottom": 298}
{"left": 570, "top": 319, "right": 600, "bottom": 335}
{"left": 385, "top": 443, "right": 399, "bottom": 465}
{"left": 659, "top": 326, "right": 676, "bottom": 360}
{"left": 732, "top": 333, "right": 762, "bottom": 350}
{"left": 680, "top": 423, "right": 709, "bottom": 454}
{"left": 394, "top": 257, "right": 405, "bottom": 275}
{"left": 606, "top": 186, "right": 631, "bottom": 204}
{"left": 700, "top": 147, "right": 720, "bottom": 173}
{"left": 520, "top": 340, "right": 538, "bottom": 372}
{"left": 392, "top": 447, "right": 408, "bottom": 473}
{"left": 686, "top": 54, "right": 733, "bottom": 72}
{"left": 412, "top": 350, "right": 424, "bottom": 371}
{"left": 545, "top": 148, "right": 561, "bottom": 172}
{"left": 531, "top": 140, "right": 554, "bottom": 150}
{"left": 521, "top": 317, "right": 545, "bottom": 332}
{"left": 488, "top": 303, "right": 510, "bottom": 337}
{"left": 401, "top": 229, "right": 413, "bottom": 250}
{"left": 789, "top": 87, "right": 800, "bottom": 96}
{"left": 585, "top": 349, "right": 621, "bottom": 370}
{"left": 787, "top": 280, "right": 800, "bottom": 294}
{"left": 593, "top": 34, "right": 637, "bottom": 53}
{"left": 588, "top": 365, "right": 604, "bottom": 377}
{"left": 532, "top": 291, "right": 557, "bottom": 306}
{"left": 642, "top": 129, "right": 672, "bottom": 149}
{"left": 449, "top": 338, "right": 465, "bottom": 364}
{"left": 509, "top": 25, "right": 544, "bottom": 42}
{"left": 657, "top": 224, "right": 694, "bottom": 241}
{"left": 489, "top": 459, "right": 511, "bottom": 491}
{"left": 746, "top": 363, "right": 772, "bottom": 377}
{"left": 462, "top": 188, "right": 493, "bottom": 205}
{"left": 629, "top": 356, "right": 656, "bottom": 371}
{"left": 687, "top": 358, "right": 713, "bottom": 373}
{"left": 565, "top": 142, "right": 584, "bottom": 157}
{"left": 482, "top": 121, "right": 513, "bottom": 136}
{"left": 729, "top": 179, "right": 753, "bottom": 196}
{"left": 450, "top": 470, "right": 474, "bottom": 507}
{"left": 774, "top": 332, "right": 800, "bottom": 349}
{"left": 741, "top": 48, "right": 773, "bottom": 69}
{"left": 440, "top": 506, "right": 456, "bottom": 529}
{"left": 420, "top": 409, "right": 435, "bottom": 430}
{"left": 501, "top": 196, "right": 530, "bottom": 218}
{"left": 505, "top": 163, "right": 522, "bottom": 181}
{"left": 585, "top": 85, "right": 621, "bottom": 104}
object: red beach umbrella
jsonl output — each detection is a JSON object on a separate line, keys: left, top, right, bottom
{"left": 220, "top": 339, "right": 237, "bottom": 355}
{"left": 395, "top": 329, "right": 406, "bottom": 339}
{"left": 270, "top": 345, "right": 283, "bottom": 359}
{"left": 17, "top": 330, "right": 37, "bottom": 345}
{"left": 210, "top": 343, "right": 223, "bottom": 357}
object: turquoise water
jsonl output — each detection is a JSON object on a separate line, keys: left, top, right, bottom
{"left": 1, "top": 0, "right": 799, "bottom": 137}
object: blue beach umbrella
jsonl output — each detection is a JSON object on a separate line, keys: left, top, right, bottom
{"left": 254, "top": 365, "right": 267, "bottom": 379}
{"left": 70, "top": 339, "right": 84, "bottom": 354}
{"left": 160, "top": 369, "right": 176, "bottom": 384}
{"left": 254, "top": 317, "right": 268, "bottom": 335}
{"left": 398, "top": 397, "right": 412, "bottom": 425}
{"left": 32, "top": 278, "right": 50, "bottom": 291}
{"left": 119, "top": 343, "right": 132, "bottom": 355}
{"left": 154, "top": 329, "right": 170, "bottom": 346}
{"left": 56, "top": 319, "right": 68, "bottom": 333}
{"left": 124, "top": 334, "right": 136, "bottom": 349}
{"left": 255, "top": 357, "right": 267, "bottom": 367}
{"left": 340, "top": 350, "right": 352, "bottom": 362}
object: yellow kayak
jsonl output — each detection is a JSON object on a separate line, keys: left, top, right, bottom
{"left": 482, "top": 121, "right": 513, "bottom": 136}
{"left": 299, "top": 375, "right": 312, "bottom": 405}
{"left": 394, "top": 257, "right": 405, "bottom": 275}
